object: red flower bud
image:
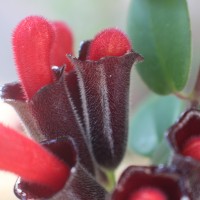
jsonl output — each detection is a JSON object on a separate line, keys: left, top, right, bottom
{"left": 88, "top": 28, "right": 132, "bottom": 60}
{"left": 65, "top": 35, "right": 141, "bottom": 169}
{"left": 167, "top": 109, "right": 200, "bottom": 162}
{"left": 167, "top": 108, "right": 200, "bottom": 199}
{"left": 112, "top": 166, "right": 191, "bottom": 200}
{"left": 70, "top": 49, "right": 142, "bottom": 169}
{"left": 129, "top": 187, "right": 167, "bottom": 200}
{"left": 14, "top": 137, "right": 107, "bottom": 199}
{"left": 12, "top": 16, "right": 55, "bottom": 99}
{"left": 0, "top": 123, "right": 69, "bottom": 193}
{"left": 182, "top": 137, "right": 200, "bottom": 161}
{"left": 51, "top": 21, "right": 74, "bottom": 71}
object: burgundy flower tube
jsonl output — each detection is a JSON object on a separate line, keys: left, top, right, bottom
{"left": 1, "top": 16, "right": 96, "bottom": 175}
{"left": 0, "top": 15, "right": 144, "bottom": 199}
{"left": 0, "top": 124, "right": 69, "bottom": 198}
{"left": 2, "top": 18, "right": 143, "bottom": 172}
{"left": 14, "top": 136, "right": 107, "bottom": 200}
{"left": 1, "top": 68, "right": 95, "bottom": 175}
{"left": 68, "top": 29, "right": 143, "bottom": 169}
{"left": 167, "top": 108, "right": 200, "bottom": 199}
{"left": 111, "top": 166, "right": 191, "bottom": 200}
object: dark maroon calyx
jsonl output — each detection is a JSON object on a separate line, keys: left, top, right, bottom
{"left": 167, "top": 108, "right": 200, "bottom": 156}
{"left": 1, "top": 67, "right": 95, "bottom": 175}
{"left": 167, "top": 108, "right": 200, "bottom": 199}
{"left": 0, "top": 82, "right": 25, "bottom": 101}
{"left": 111, "top": 166, "right": 191, "bottom": 200}
{"left": 68, "top": 51, "right": 143, "bottom": 169}
{"left": 14, "top": 136, "right": 107, "bottom": 200}
{"left": 14, "top": 136, "right": 76, "bottom": 199}
{"left": 78, "top": 40, "right": 91, "bottom": 61}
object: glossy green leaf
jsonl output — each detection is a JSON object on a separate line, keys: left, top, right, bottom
{"left": 128, "top": 95, "right": 183, "bottom": 157}
{"left": 127, "top": 0, "right": 191, "bottom": 94}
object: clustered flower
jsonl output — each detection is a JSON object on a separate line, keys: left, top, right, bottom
{"left": 0, "top": 16, "right": 199, "bottom": 200}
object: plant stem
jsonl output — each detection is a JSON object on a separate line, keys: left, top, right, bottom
{"left": 174, "top": 92, "right": 192, "bottom": 101}
{"left": 174, "top": 66, "right": 200, "bottom": 108}
{"left": 104, "top": 170, "right": 116, "bottom": 192}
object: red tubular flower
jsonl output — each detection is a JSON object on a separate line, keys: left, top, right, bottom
{"left": 0, "top": 123, "right": 69, "bottom": 194}
{"left": 167, "top": 108, "right": 200, "bottom": 157}
{"left": 1, "top": 67, "right": 96, "bottom": 175}
{"left": 70, "top": 29, "right": 143, "bottom": 169}
{"left": 12, "top": 16, "right": 74, "bottom": 100}
{"left": 13, "top": 16, "right": 55, "bottom": 99}
{"left": 88, "top": 28, "right": 132, "bottom": 60}
{"left": 51, "top": 21, "right": 74, "bottom": 71}
{"left": 10, "top": 16, "right": 96, "bottom": 174}
{"left": 14, "top": 136, "right": 107, "bottom": 199}
{"left": 182, "top": 137, "right": 200, "bottom": 160}
{"left": 111, "top": 166, "right": 191, "bottom": 200}
{"left": 1, "top": 15, "right": 143, "bottom": 199}
{"left": 129, "top": 187, "right": 167, "bottom": 200}
{"left": 167, "top": 108, "right": 200, "bottom": 199}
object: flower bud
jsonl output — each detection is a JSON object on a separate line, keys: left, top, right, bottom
{"left": 13, "top": 16, "right": 55, "bottom": 99}
{"left": 88, "top": 28, "right": 132, "bottom": 60}
{"left": 112, "top": 166, "right": 191, "bottom": 200}
{"left": 69, "top": 29, "right": 142, "bottom": 169}
{"left": 167, "top": 108, "right": 200, "bottom": 199}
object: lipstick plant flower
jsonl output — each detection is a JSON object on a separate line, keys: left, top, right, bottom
{"left": 0, "top": 15, "right": 143, "bottom": 199}
{"left": 0, "top": 14, "right": 191, "bottom": 200}
{"left": 0, "top": 1, "right": 199, "bottom": 199}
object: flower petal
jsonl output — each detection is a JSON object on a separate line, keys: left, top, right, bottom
{"left": 51, "top": 21, "right": 74, "bottom": 71}
{"left": 14, "top": 136, "right": 107, "bottom": 199}
{"left": 0, "top": 123, "right": 69, "bottom": 194}
{"left": 112, "top": 166, "right": 191, "bottom": 200}
{"left": 13, "top": 16, "right": 55, "bottom": 99}
{"left": 69, "top": 51, "right": 142, "bottom": 169}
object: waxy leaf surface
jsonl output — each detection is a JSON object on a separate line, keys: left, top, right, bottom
{"left": 128, "top": 0, "right": 191, "bottom": 94}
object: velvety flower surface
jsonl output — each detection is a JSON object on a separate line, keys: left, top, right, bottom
{"left": 167, "top": 108, "right": 200, "bottom": 199}
{"left": 111, "top": 166, "right": 191, "bottom": 200}
{"left": 0, "top": 15, "right": 142, "bottom": 199}
{"left": 14, "top": 136, "right": 106, "bottom": 199}
{"left": 0, "top": 124, "right": 70, "bottom": 198}
{"left": 1, "top": 14, "right": 198, "bottom": 200}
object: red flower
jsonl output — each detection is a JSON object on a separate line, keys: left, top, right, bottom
{"left": 167, "top": 108, "right": 200, "bottom": 199}
{"left": 0, "top": 123, "right": 69, "bottom": 197}
{"left": 111, "top": 166, "right": 191, "bottom": 200}
{"left": 12, "top": 16, "right": 74, "bottom": 99}
{"left": 1, "top": 14, "right": 196, "bottom": 200}
{"left": 0, "top": 15, "right": 142, "bottom": 199}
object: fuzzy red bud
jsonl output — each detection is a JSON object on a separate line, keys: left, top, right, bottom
{"left": 182, "top": 137, "right": 200, "bottom": 161}
{"left": 88, "top": 28, "right": 132, "bottom": 60}
{"left": 0, "top": 123, "right": 69, "bottom": 192}
{"left": 13, "top": 16, "right": 55, "bottom": 99}
{"left": 130, "top": 187, "right": 167, "bottom": 200}
{"left": 51, "top": 21, "right": 74, "bottom": 71}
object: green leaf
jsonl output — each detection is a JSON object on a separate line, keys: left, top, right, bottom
{"left": 151, "top": 138, "right": 171, "bottom": 165}
{"left": 127, "top": 0, "right": 191, "bottom": 94}
{"left": 128, "top": 95, "right": 183, "bottom": 157}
